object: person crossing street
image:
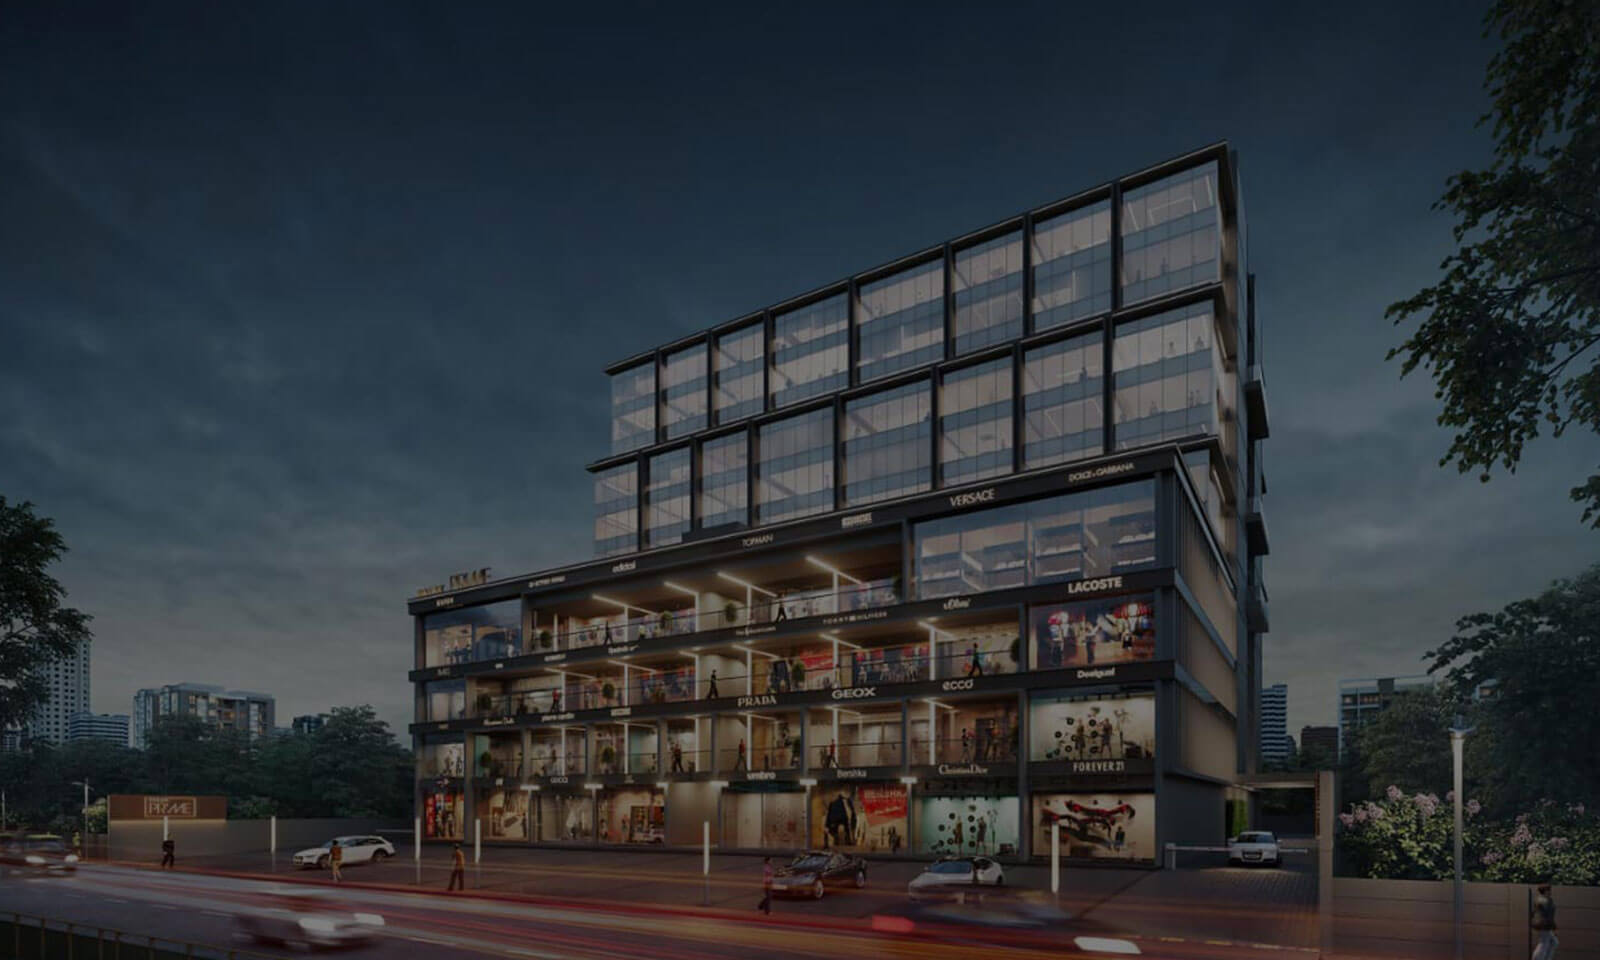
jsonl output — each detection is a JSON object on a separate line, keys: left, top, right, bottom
{"left": 447, "top": 842, "right": 466, "bottom": 892}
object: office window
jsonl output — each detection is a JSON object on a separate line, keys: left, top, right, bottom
{"left": 660, "top": 344, "right": 708, "bottom": 440}
{"left": 645, "top": 447, "right": 692, "bottom": 547}
{"left": 699, "top": 432, "right": 748, "bottom": 529}
{"left": 912, "top": 479, "right": 1156, "bottom": 599}
{"left": 594, "top": 462, "right": 638, "bottom": 557}
{"left": 610, "top": 362, "right": 656, "bottom": 455}
{"left": 939, "top": 358, "right": 1013, "bottom": 486}
{"left": 756, "top": 407, "right": 834, "bottom": 523}
{"left": 1032, "top": 201, "right": 1111, "bottom": 329}
{"left": 843, "top": 380, "right": 931, "bottom": 506}
{"left": 856, "top": 260, "right": 944, "bottom": 383}
{"left": 771, "top": 294, "right": 848, "bottom": 408}
{"left": 1022, "top": 332, "right": 1104, "bottom": 468}
{"left": 1112, "top": 302, "right": 1228, "bottom": 450}
{"left": 953, "top": 231, "right": 1024, "bottom": 354}
{"left": 1120, "top": 163, "right": 1221, "bottom": 305}
{"left": 714, "top": 324, "right": 764, "bottom": 424}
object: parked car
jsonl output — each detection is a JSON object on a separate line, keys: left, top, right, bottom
{"left": 907, "top": 857, "right": 1005, "bottom": 900}
{"left": 291, "top": 835, "right": 395, "bottom": 870}
{"left": 769, "top": 850, "right": 867, "bottom": 899}
{"left": 0, "top": 834, "right": 79, "bottom": 876}
{"left": 232, "top": 889, "right": 385, "bottom": 949}
{"left": 1227, "top": 830, "right": 1280, "bottom": 867}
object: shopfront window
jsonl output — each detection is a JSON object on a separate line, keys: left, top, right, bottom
{"left": 598, "top": 788, "right": 664, "bottom": 844}
{"left": 479, "top": 786, "right": 529, "bottom": 840}
{"left": 811, "top": 784, "right": 907, "bottom": 853}
{"left": 594, "top": 462, "right": 638, "bottom": 558}
{"left": 771, "top": 294, "right": 848, "bottom": 408}
{"left": 912, "top": 480, "right": 1155, "bottom": 599}
{"left": 610, "top": 361, "right": 656, "bottom": 455}
{"left": 697, "top": 431, "right": 747, "bottom": 530}
{"left": 660, "top": 343, "right": 708, "bottom": 439}
{"left": 1031, "top": 594, "right": 1156, "bottom": 670}
{"left": 417, "top": 737, "right": 464, "bottom": 779}
{"left": 714, "top": 323, "right": 765, "bottom": 424}
{"left": 953, "top": 231, "right": 1024, "bottom": 355}
{"left": 756, "top": 406, "right": 835, "bottom": 524}
{"left": 842, "top": 380, "right": 931, "bottom": 507}
{"left": 857, "top": 260, "right": 944, "bottom": 383}
{"left": 1031, "top": 792, "right": 1154, "bottom": 861}
{"left": 1032, "top": 200, "right": 1111, "bottom": 330}
{"left": 939, "top": 358, "right": 1013, "bottom": 486}
{"left": 917, "top": 796, "right": 1020, "bottom": 857}
{"left": 1022, "top": 331, "right": 1104, "bottom": 468}
{"left": 419, "top": 679, "right": 466, "bottom": 723}
{"left": 723, "top": 788, "right": 807, "bottom": 849}
{"left": 423, "top": 600, "right": 523, "bottom": 668}
{"left": 1120, "top": 162, "right": 1221, "bottom": 305}
{"left": 1028, "top": 691, "right": 1155, "bottom": 763}
{"left": 535, "top": 793, "right": 593, "bottom": 843}
{"left": 423, "top": 785, "right": 464, "bottom": 840}
{"left": 1112, "top": 302, "right": 1231, "bottom": 451}
{"left": 644, "top": 447, "right": 692, "bottom": 548}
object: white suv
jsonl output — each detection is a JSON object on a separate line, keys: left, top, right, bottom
{"left": 1228, "top": 830, "right": 1280, "bottom": 867}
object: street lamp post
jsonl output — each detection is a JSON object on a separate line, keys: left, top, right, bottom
{"left": 1449, "top": 715, "right": 1476, "bottom": 960}
{"left": 71, "top": 780, "right": 92, "bottom": 858}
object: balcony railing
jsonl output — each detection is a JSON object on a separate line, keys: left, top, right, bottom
{"left": 813, "top": 739, "right": 904, "bottom": 768}
{"left": 908, "top": 735, "right": 1019, "bottom": 766}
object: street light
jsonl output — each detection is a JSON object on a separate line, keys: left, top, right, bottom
{"left": 71, "top": 779, "right": 92, "bottom": 857}
{"left": 1449, "top": 715, "right": 1476, "bottom": 960}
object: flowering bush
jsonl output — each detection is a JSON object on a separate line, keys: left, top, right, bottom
{"left": 1340, "top": 789, "right": 1600, "bottom": 884}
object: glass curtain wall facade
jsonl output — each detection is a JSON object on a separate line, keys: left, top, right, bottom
{"left": 952, "top": 231, "right": 1024, "bottom": 355}
{"left": 771, "top": 295, "right": 848, "bottom": 408}
{"left": 756, "top": 407, "right": 835, "bottom": 523}
{"left": 1120, "top": 163, "right": 1220, "bottom": 306}
{"left": 842, "top": 381, "right": 932, "bottom": 507}
{"left": 939, "top": 358, "right": 1013, "bottom": 486}
{"left": 645, "top": 447, "right": 692, "bottom": 547}
{"left": 856, "top": 261, "right": 944, "bottom": 384}
{"left": 594, "top": 463, "right": 638, "bottom": 557}
{"left": 1111, "top": 302, "right": 1228, "bottom": 451}
{"left": 660, "top": 345, "right": 708, "bottom": 440}
{"left": 714, "top": 324, "right": 764, "bottom": 425}
{"left": 1031, "top": 201, "right": 1112, "bottom": 330}
{"left": 1022, "top": 332, "right": 1104, "bottom": 469}
{"left": 610, "top": 363, "right": 656, "bottom": 455}
{"left": 699, "top": 432, "right": 748, "bottom": 529}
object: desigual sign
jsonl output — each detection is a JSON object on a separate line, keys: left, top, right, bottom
{"left": 1075, "top": 668, "right": 1117, "bottom": 681}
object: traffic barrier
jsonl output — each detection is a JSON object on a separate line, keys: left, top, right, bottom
{"left": 1163, "top": 842, "right": 1313, "bottom": 869}
{"left": 3, "top": 911, "right": 287, "bottom": 960}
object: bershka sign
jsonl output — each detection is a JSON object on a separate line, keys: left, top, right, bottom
{"left": 937, "top": 763, "right": 990, "bottom": 776}
{"left": 835, "top": 768, "right": 868, "bottom": 779}
{"left": 741, "top": 533, "right": 775, "bottom": 548}
{"left": 1075, "top": 668, "right": 1117, "bottom": 681}
{"left": 746, "top": 771, "right": 777, "bottom": 781}
{"left": 948, "top": 488, "right": 997, "bottom": 509}
{"left": 840, "top": 512, "right": 873, "bottom": 529}
{"left": 1071, "top": 760, "right": 1127, "bottom": 774}
{"left": 737, "top": 694, "right": 778, "bottom": 708}
{"left": 832, "top": 686, "right": 877, "bottom": 700}
{"left": 1066, "top": 575, "right": 1124, "bottom": 595}
{"left": 941, "top": 598, "right": 971, "bottom": 610}
{"left": 482, "top": 718, "right": 514, "bottom": 727}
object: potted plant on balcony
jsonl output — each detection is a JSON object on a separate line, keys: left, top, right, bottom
{"left": 602, "top": 680, "right": 616, "bottom": 705}
{"left": 723, "top": 600, "right": 740, "bottom": 626}
{"left": 599, "top": 744, "right": 616, "bottom": 773}
{"left": 478, "top": 750, "right": 494, "bottom": 777}
{"left": 475, "top": 692, "right": 494, "bottom": 715}
{"left": 658, "top": 611, "right": 674, "bottom": 633}
{"left": 1009, "top": 635, "right": 1021, "bottom": 668}
{"left": 538, "top": 629, "right": 553, "bottom": 649}
{"left": 790, "top": 660, "right": 806, "bottom": 689}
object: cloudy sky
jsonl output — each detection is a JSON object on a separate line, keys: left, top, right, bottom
{"left": 1, "top": 1, "right": 1592, "bottom": 742}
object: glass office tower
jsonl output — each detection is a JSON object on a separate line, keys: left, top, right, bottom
{"left": 408, "top": 143, "right": 1270, "bottom": 863}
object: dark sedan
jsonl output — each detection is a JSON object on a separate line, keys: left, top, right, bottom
{"left": 769, "top": 850, "right": 867, "bottom": 899}
{"left": 0, "top": 834, "right": 79, "bottom": 876}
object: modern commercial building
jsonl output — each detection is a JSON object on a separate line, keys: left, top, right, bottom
{"left": 131, "top": 683, "right": 276, "bottom": 748}
{"left": 67, "top": 712, "right": 130, "bottom": 745}
{"left": 291, "top": 713, "right": 329, "bottom": 736}
{"left": 408, "top": 143, "right": 1270, "bottom": 863}
{"left": 1300, "top": 725, "right": 1338, "bottom": 767}
{"left": 1259, "top": 683, "right": 1290, "bottom": 768}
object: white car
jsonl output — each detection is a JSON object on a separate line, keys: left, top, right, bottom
{"left": 907, "top": 856, "right": 1006, "bottom": 900}
{"left": 1227, "top": 830, "right": 1280, "bottom": 867}
{"left": 232, "top": 889, "right": 385, "bottom": 949}
{"left": 292, "top": 835, "right": 395, "bottom": 870}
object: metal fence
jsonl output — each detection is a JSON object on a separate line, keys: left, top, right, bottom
{"left": 2, "top": 913, "right": 286, "bottom": 960}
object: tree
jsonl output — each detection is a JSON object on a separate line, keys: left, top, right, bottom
{"left": 0, "top": 497, "right": 93, "bottom": 731}
{"left": 1386, "top": 0, "right": 1600, "bottom": 526}
{"left": 1351, "top": 687, "right": 1456, "bottom": 800}
{"left": 306, "top": 706, "right": 414, "bottom": 818}
{"left": 1426, "top": 563, "right": 1600, "bottom": 812}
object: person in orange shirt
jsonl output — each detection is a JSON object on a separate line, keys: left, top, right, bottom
{"left": 328, "top": 838, "right": 343, "bottom": 883}
{"left": 447, "top": 842, "right": 466, "bottom": 892}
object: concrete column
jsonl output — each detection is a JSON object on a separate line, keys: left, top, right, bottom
{"left": 1318, "top": 769, "right": 1334, "bottom": 956}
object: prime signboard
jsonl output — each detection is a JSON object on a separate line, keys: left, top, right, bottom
{"left": 107, "top": 794, "right": 227, "bottom": 821}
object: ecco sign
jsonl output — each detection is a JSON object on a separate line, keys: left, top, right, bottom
{"left": 941, "top": 678, "right": 976, "bottom": 692}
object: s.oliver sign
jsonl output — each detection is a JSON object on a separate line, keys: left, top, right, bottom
{"left": 108, "top": 794, "right": 228, "bottom": 821}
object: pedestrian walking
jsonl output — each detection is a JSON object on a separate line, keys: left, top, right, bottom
{"left": 329, "top": 838, "right": 343, "bottom": 883}
{"left": 735, "top": 738, "right": 748, "bottom": 772}
{"left": 757, "top": 856, "right": 774, "bottom": 915}
{"left": 447, "top": 842, "right": 466, "bottom": 892}
{"left": 160, "top": 836, "right": 175, "bottom": 870}
{"left": 960, "top": 727, "right": 972, "bottom": 763}
{"left": 1532, "top": 883, "right": 1558, "bottom": 959}
{"left": 966, "top": 643, "right": 984, "bottom": 678}
{"left": 705, "top": 670, "right": 720, "bottom": 700}
{"left": 671, "top": 741, "right": 685, "bottom": 773}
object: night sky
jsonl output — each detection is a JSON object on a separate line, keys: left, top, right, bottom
{"left": 2, "top": 1, "right": 1592, "bottom": 741}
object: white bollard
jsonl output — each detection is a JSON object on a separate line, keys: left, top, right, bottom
{"left": 414, "top": 817, "right": 422, "bottom": 861}
{"left": 702, "top": 821, "right": 710, "bottom": 876}
{"left": 474, "top": 818, "right": 482, "bottom": 864}
{"left": 1051, "top": 823, "right": 1060, "bottom": 894}
{"left": 163, "top": 815, "right": 170, "bottom": 842}
{"left": 270, "top": 815, "right": 277, "bottom": 854}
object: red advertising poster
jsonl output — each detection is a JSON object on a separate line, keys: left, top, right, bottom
{"left": 425, "top": 794, "right": 436, "bottom": 836}
{"left": 859, "top": 784, "right": 907, "bottom": 825}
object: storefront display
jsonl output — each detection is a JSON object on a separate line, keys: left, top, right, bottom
{"left": 598, "top": 788, "right": 664, "bottom": 844}
{"left": 1029, "top": 692, "right": 1155, "bottom": 763}
{"left": 849, "top": 644, "right": 927, "bottom": 686}
{"left": 917, "top": 795, "right": 1019, "bottom": 856}
{"left": 1031, "top": 792, "right": 1154, "bottom": 861}
{"left": 424, "top": 789, "right": 463, "bottom": 839}
{"left": 423, "top": 600, "right": 524, "bottom": 667}
{"left": 536, "top": 793, "right": 593, "bottom": 842}
{"left": 935, "top": 623, "right": 1020, "bottom": 677}
{"left": 723, "top": 788, "right": 805, "bottom": 849}
{"left": 480, "top": 787, "right": 529, "bottom": 840}
{"left": 1032, "top": 595, "right": 1155, "bottom": 669}
{"left": 809, "top": 784, "right": 908, "bottom": 853}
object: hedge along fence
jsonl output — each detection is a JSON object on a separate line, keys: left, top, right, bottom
{"left": 1331, "top": 878, "right": 1600, "bottom": 960}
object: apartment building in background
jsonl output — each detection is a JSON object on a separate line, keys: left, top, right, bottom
{"left": 1300, "top": 724, "right": 1338, "bottom": 767}
{"left": 131, "top": 683, "right": 276, "bottom": 748}
{"left": 1259, "top": 683, "right": 1290, "bottom": 768}
{"left": 68, "top": 712, "right": 130, "bottom": 745}
{"left": 408, "top": 143, "right": 1270, "bottom": 863}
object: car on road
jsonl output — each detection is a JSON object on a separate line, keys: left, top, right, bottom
{"left": 291, "top": 835, "right": 395, "bottom": 870}
{"left": 0, "top": 834, "right": 79, "bottom": 877}
{"left": 769, "top": 850, "right": 867, "bottom": 899}
{"left": 872, "top": 888, "right": 1141, "bottom": 953}
{"left": 1228, "top": 830, "right": 1280, "bottom": 867}
{"left": 907, "top": 856, "right": 1005, "bottom": 900}
{"left": 232, "top": 889, "right": 385, "bottom": 949}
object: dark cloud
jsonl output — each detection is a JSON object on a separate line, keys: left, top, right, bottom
{"left": 1, "top": 0, "right": 1588, "bottom": 740}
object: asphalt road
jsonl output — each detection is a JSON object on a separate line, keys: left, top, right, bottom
{"left": 0, "top": 857, "right": 1319, "bottom": 960}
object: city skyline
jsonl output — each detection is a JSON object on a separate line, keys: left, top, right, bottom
{"left": 3, "top": 0, "right": 1595, "bottom": 744}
